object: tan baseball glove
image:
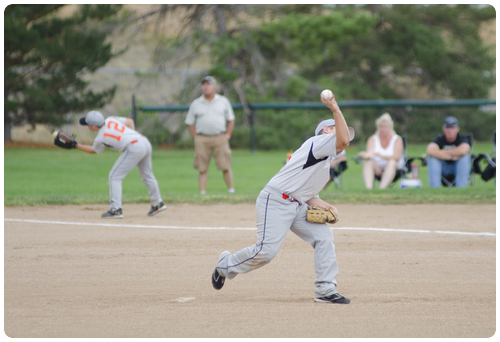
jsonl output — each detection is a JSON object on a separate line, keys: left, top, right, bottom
{"left": 53, "top": 131, "right": 78, "bottom": 149}
{"left": 306, "top": 205, "right": 339, "bottom": 224}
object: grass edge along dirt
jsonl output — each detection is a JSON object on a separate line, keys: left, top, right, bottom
{"left": 4, "top": 145, "right": 496, "bottom": 206}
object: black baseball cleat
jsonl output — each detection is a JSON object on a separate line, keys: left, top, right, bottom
{"left": 212, "top": 251, "right": 230, "bottom": 290}
{"left": 212, "top": 268, "right": 225, "bottom": 290}
{"left": 314, "top": 293, "right": 350, "bottom": 304}
{"left": 147, "top": 201, "right": 167, "bottom": 216}
{"left": 101, "top": 208, "right": 123, "bottom": 219}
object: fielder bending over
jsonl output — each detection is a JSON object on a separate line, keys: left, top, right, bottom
{"left": 212, "top": 92, "right": 354, "bottom": 304}
{"left": 77, "top": 111, "right": 166, "bottom": 219}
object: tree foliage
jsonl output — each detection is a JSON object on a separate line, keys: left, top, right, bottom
{"left": 138, "top": 4, "right": 496, "bottom": 148}
{"left": 4, "top": 4, "right": 122, "bottom": 140}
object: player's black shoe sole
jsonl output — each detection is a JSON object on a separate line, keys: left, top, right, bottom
{"left": 314, "top": 293, "right": 350, "bottom": 304}
{"left": 212, "top": 251, "right": 230, "bottom": 290}
{"left": 212, "top": 269, "right": 225, "bottom": 290}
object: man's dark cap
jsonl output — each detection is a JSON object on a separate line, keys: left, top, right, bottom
{"left": 443, "top": 116, "right": 459, "bottom": 128}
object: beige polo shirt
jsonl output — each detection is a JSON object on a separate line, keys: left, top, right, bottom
{"left": 185, "top": 94, "right": 235, "bottom": 135}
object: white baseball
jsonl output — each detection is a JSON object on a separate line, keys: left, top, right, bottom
{"left": 321, "top": 89, "right": 333, "bottom": 101}
{"left": 52, "top": 131, "right": 58, "bottom": 138}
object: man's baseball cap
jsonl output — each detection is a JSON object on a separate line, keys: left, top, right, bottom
{"left": 80, "top": 110, "right": 105, "bottom": 126}
{"left": 201, "top": 76, "right": 217, "bottom": 85}
{"left": 443, "top": 116, "right": 459, "bottom": 128}
{"left": 315, "top": 118, "right": 356, "bottom": 141}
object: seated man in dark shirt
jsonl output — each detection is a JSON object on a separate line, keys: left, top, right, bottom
{"left": 426, "top": 116, "right": 471, "bottom": 187}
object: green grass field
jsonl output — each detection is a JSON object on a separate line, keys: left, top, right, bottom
{"left": 4, "top": 142, "right": 496, "bottom": 206}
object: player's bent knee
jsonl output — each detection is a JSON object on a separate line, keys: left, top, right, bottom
{"left": 256, "top": 245, "right": 279, "bottom": 264}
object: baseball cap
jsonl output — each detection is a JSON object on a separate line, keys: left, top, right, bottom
{"left": 80, "top": 110, "right": 105, "bottom": 126}
{"left": 315, "top": 119, "right": 356, "bottom": 141}
{"left": 443, "top": 116, "right": 459, "bottom": 128}
{"left": 201, "top": 76, "right": 217, "bottom": 85}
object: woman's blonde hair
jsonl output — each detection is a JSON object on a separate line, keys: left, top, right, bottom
{"left": 375, "top": 112, "right": 396, "bottom": 135}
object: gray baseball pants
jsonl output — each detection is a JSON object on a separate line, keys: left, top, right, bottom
{"left": 216, "top": 185, "right": 340, "bottom": 297}
{"left": 109, "top": 137, "right": 162, "bottom": 210}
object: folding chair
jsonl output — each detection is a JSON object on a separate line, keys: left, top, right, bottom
{"left": 329, "top": 159, "right": 348, "bottom": 190}
{"left": 441, "top": 133, "right": 475, "bottom": 187}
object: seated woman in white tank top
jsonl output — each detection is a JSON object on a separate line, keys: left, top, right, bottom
{"left": 357, "top": 113, "right": 405, "bottom": 189}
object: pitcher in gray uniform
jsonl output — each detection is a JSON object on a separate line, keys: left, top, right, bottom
{"left": 211, "top": 92, "right": 355, "bottom": 304}
{"left": 77, "top": 110, "right": 166, "bottom": 219}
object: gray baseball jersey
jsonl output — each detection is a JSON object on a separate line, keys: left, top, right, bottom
{"left": 92, "top": 117, "right": 163, "bottom": 211}
{"left": 216, "top": 132, "right": 342, "bottom": 298}
{"left": 267, "top": 134, "right": 338, "bottom": 203}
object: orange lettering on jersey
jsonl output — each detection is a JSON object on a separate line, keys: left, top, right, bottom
{"left": 107, "top": 121, "right": 125, "bottom": 133}
{"left": 104, "top": 133, "right": 121, "bottom": 141}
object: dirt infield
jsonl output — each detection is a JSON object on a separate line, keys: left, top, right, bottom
{"left": 4, "top": 203, "right": 496, "bottom": 338}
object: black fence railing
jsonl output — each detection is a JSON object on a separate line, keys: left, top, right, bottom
{"left": 132, "top": 96, "right": 496, "bottom": 152}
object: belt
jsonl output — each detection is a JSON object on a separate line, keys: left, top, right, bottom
{"left": 198, "top": 133, "right": 224, "bottom": 137}
{"left": 282, "top": 193, "right": 298, "bottom": 202}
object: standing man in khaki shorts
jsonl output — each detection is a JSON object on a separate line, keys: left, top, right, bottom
{"left": 185, "top": 76, "right": 235, "bottom": 194}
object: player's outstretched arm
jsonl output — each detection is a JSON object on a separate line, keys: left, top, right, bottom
{"left": 77, "top": 144, "right": 96, "bottom": 154}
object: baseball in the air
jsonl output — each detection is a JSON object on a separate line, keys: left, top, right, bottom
{"left": 52, "top": 131, "right": 58, "bottom": 138}
{"left": 321, "top": 89, "right": 333, "bottom": 101}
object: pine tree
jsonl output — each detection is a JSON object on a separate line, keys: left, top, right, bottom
{"left": 4, "top": 4, "right": 122, "bottom": 141}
